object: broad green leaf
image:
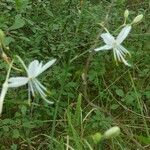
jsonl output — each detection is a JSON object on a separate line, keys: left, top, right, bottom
{"left": 4, "top": 37, "right": 15, "bottom": 45}
{"left": 9, "top": 15, "right": 25, "bottom": 30}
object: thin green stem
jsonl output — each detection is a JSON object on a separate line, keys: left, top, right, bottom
{"left": 129, "top": 72, "right": 150, "bottom": 137}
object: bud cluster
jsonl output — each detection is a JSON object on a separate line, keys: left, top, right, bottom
{"left": 123, "top": 9, "right": 143, "bottom": 25}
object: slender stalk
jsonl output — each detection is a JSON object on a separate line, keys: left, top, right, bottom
{"left": 129, "top": 72, "right": 150, "bottom": 137}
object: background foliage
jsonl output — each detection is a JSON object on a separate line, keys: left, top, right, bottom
{"left": 0, "top": 0, "right": 149, "bottom": 149}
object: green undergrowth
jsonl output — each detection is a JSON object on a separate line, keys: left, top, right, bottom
{"left": 0, "top": 0, "right": 150, "bottom": 149}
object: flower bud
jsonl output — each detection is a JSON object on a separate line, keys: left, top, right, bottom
{"left": 91, "top": 132, "right": 102, "bottom": 144}
{"left": 124, "top": 9, "right": 129, "bottom": 18}
{"left": 132, "top": 14, "right": 143, "bottom": 24}
{"left": 103, "top": 126, "right": 120, "bottom": 139}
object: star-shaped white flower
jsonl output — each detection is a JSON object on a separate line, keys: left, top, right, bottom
{"left": 8, "top": 57, "right": 56, "bottom": 104}
{"left": 94, "top": 25, "right": 132, "bottom": 66}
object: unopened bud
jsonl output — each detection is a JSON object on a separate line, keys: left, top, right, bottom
{"left": 124, "top": 9, "right": 129, "bottom": 18}
{"left": 103, "top": 126, "right": 120, "bottom": 139}
{"left": 132, "top": 14, "right": 143, "bottom": 24}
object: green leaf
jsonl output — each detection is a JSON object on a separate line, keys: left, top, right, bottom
{"left": 22, "top": 122, "right": 34, "bottom": 128}
{"left": 115, "top": 89, "right": 124, "bottom": 97}
{"left": 12, "top": 129, "right": 20, "bottom": 139}
{"left": 21, "top": 105, "right": 27, "bottom": 116}
{"left": 74, "top": 93, "right": 82, "bottom": 126}
{"left": 3, "top": 126, "right": 9, "bottom": 132}
{"left": 9, "top": 15, "right": 25, "bottom": 30}
{"left": 4, "top": 37, "right": 15, "bottom": 45}
{"left": 11, "top": 144, "right": 17, "bottom": 150}
{"left": 110, "top": 104, "right": 119, "bottom": 110}
{"left": 45, "top": 9, "right": 54, "bottom": 17}
{"left": 67, "top": 109, "right": 82, "bottom": 150}
{"left": 125, "top": 94, "right": 134, "bottom": 105}
{"left": 137, "top": 135, "right": 150, "bottom": 144}
{"left": 15, "top": 0, "right": 29, "bottom": 12}
{"left": 145, "top": 91, "right": 150, "bottom": 99}
{"left": 19, "top": 36, "right": 30, "bottom": 42}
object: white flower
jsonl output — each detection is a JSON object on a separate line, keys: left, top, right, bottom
{"left": 8, "top": 57, "right": 56, "bottom": 104}
{"left": 94, "top": 25, "right": 132, "bottom": 66}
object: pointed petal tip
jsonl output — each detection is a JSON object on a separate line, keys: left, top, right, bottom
{"left": 38, "top": 59, "right": 56, "bottom": 75}
{"left": 94, "top": 45, "right": 112, "bottom": 52}
{"left": 51, "top": 58, "right": 57, "bottom": 64}
{"left": 125, "top": 63, "right": 132, "bottom": 67}
{"left": 8, "top": 77, "right": 29, "bottom": 87}
{"left": 43, "top": 97, "right": 54, "bottom": 104}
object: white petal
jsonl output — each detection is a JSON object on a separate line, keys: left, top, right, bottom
{"left": 116, "top": 25, "right": 131, "bottom": 44}
{"left": 101, "top": 33, "right": 115, "bottom": 45}
{"left": 37, "top": 62, "right": 43, "bottom": 75}
{"left": 116, "top": 46, "right": 126, "bottom": 57}
{"left": 33, "top": 80, "right": 53, "bottom": 104}
{"left": 118, "top": 52, "right": 131, "bottom": 66}
{"left": 121, "top": 58, "right": 131, "bottom": 66}
{"left": 33, "top": 80, "right": 46, "bottom": 97}
{"left": 0, "top": 82, "right": 8, "bottom": 115}
{"left": 8, "top": 77, "right": 29, "bottom": 87}
{"left": 113, "top": 48, "right": 117, "bottom": 62}
{"left": 115, "top": 49, "right": 122, "bottom": 62}
{"left": 118, "top": 45, "right": 130, "bottom": 55}
{"left": 42, "top": 97, "right": 54, "bottom": 104}
{"left": 114, "top": 48, "right": 123, "bottom": 62}
{"left": 34, "top": 79, "right": 47, "bottom": 91}
{"left": 34, "top": 81, "right": 53, "bottom": 104}
{"left": 28, "top": 60, "right": 39, "bottom": 77}
{"left": 28, "top": 81, "right": 35, "bottom": 96}
{"left": 39, "top": 59, "right": 56, "bottom": 75}
{"left": 94, "top": 45, "right": 112, "bottom": 51}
